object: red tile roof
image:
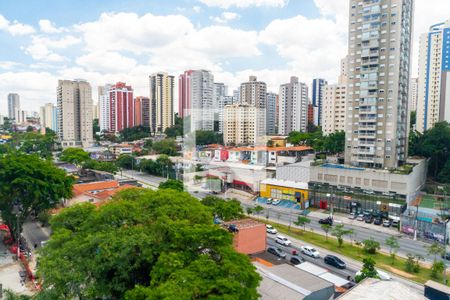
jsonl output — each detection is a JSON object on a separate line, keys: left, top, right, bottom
{"left": 73, "top": 180, "right": 119, "bottom": 196}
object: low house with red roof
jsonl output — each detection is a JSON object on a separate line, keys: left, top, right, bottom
{"left": 68, "top": 180, "right": 136, "bottom": 207}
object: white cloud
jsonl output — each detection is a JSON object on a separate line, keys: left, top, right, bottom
{"left": 24, "top": 35, "right": 80, "bottom": 62}
{"left": 0, "top": 15, "right": 35, "bottom": 36}
{"left": 76, "top": 51, "right": 137, "bottom": 73}
{"left": 199, "top": 0, "right": 287, "bottom": 9}
{"left": 193, "top": 6, "right": 202, "bottom": 13}
{"left": 0, "top": 61, "right": 22, "bottom": 70}
{"left": 212, "top": 11, "right": 240, "bottom": 23}
{"left": 38, "top": 19, "right": 63, "bottom": 33}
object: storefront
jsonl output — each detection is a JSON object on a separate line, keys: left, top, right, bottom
{"left": 260, "top": 178, "right": 309, "bottom": 206}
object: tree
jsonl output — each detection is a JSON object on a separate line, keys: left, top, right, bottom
{"left": 410, "top": 111, "right": 416, "bottom": 129}
{"left": 116, "top": 154, "right": 136, "bottom": 170}
{"left": 13, "top": 131, "right": 56, "bottom": 159}
{"left": 294, "top": 216, "right": 311, "bottom": 232}
{"left": 355, "top": 257, "right": 379, "bottom": 283}
{"left": 362, "top": 238, "right": 381, "bottom": 254}
{"left": 195, "top": 130, "right": 223, "bottom": 146}
{"left": 385, "top": 236, "right": 400, "bottom": 264}
{"left": 60, "top": 148, "right": 90, "bottom": 165}
{"left": 331, "top": 224, "right": 353, "bottom": 248}
{"left": 83, "top": 160, "right": 119, "bottom": 174}
{"left": 246, "top": 207, "right": 253, "bottom": 215}
{"left": 158, "top": 179, "right": 183, "bottom": 192}
{"left": 152, "top": 139, "right": 178, "bottom": 156}
{"left": 144, "top": 139, "right": 153, "bottom": 150}
{"left": 93, "top": 118, "right": 100, "bottom": 137}
{"left": 405, "top": 253, "right": 423, "bottom": 273}
{"left": 37, "top": 189, "right": 261, "bottom": 299}
{"left": 120, "top": 125, "right": 151, "bottom": 141}
{"left": 323, "top": 131, "right": 345, "bottom": 154}
{"left": 254, "top": 205, "right": 264, "bottom": 215}
{"left": 427, "top": 241, "right": 445, "bottom": 263}
{"left": 321, "top": 224, "right": 332, "bottom": 241}
{"left": 431, "top": 261, "right": 445, "bottom": 279}
{"left": 201, "top": 196, "right": 243, "bottom": 221}
{"left": 0, "top": 153, "right": 73, "bottom": 242}
{"left": 164, "top": 114, "right": 183, "bottom": 138}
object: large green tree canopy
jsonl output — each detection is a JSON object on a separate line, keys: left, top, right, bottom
{"left": 38, "top": 189, "right": 261, "bottom": 299}
{"left": 0, "top": 153, "right": 73, "bottom": 239}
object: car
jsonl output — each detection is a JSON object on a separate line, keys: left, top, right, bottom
{"left": 343, "top": 188, "right": 354, "bottom": 194}
{"left": 267, "top": 246, "right": 286, "bottom": 259}
{"left": 364, "top": 216, "right": 374, "bottom": 224}
{"left": 348, "top": 212, "right": 357, "bottom": 220}
{"left": 324, "top": 255, "right": 346, "bottom": 269}
{"left": 228, "top": 224, "right": 239, "bottom": 232}
{"left": 290, "top": 255, "right": 305, "bottom": 265}
{"left": 267, "top": 198, "right": 273, "bottom": 204}
{"left": 442, "top": 252, "right": 450, "bottom": 260}
{"left": 382, "top": 219, "right": 391, "bottom": 227}
{"left": 382, "top": 191, "right": 396, "bottom": 197}
{"left": 319, "top": 216, "right": 333, "bottom": 225}
{"left": 300, "top": 245, "right": 320, "bottom": 258}
{"left": 266, "top": 224, "right": 278, "bottom": 234}
{"left": 337, "top": 185, "right": 345, "bottom": 191}
{"left": 363, "top": 189, "right": 375, "bottom": 195}
{"left": 357, "top": 214, "right": 365, "bottom": 221}
{"left": 374, "top": 218, "right": 382, "bottom": 225}
{"left": 276, "top": 235, "right": 292, "bottom": 246}
{"left": 272, "top": 199, "right": 281, "bottom": 206}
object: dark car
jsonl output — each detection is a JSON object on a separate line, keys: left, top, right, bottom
{"left": 267, "top": 246, "right": 286, "bottom": 259}
{"left": 364, "top": 216, "right": 374, "bottom": 224}
{"left": 374, "top": 218, "right": 382, "bottom": 225}
{"left": 290, "top": 255, "right": 305, "bottom": 265}
{"left": 319, "top": 217, "right": 333, "bottom": 225}
{"left": 442, "top": 252, "right": 450, "bottom": 260}
{"left": 227, "top": 224, "right": 239, "bottom": 233}
{"left": 324, "top": 255, "right": 346, "bottom": 269}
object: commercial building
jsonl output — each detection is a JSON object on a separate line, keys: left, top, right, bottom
{"left": 312, "top": 78, "right": 327, "bottom": 125}
{"left": 278, "top": 76, "right": 308, "bottom": 135}
{"left": 39, "top": 103, "right": 58, "bottom": 132}
{"left": 7, "top": 93, "right": 20, "bottom": 121}
{"left": 260, "top": 178, "right": 309, "bottom": 208}
{"left": 223, "top": 104, "right": 257, "bottom": 146}
{"left": 57, "top": 79, "right": 93, "bottom": 148}
{"left": 179, "top": 70, "right": 214, "bottom": 131}
{"left": 150, "top": 72, "right": 174, "bottom": 133}
{"left": 109, "top": 82, "right": 134, "bottom": 133}
{"left": 322, "top": 84, "right": 346, "bottom": 135}
{"left": 134, "top": 96, "right": 150, "bottom": 127}
{"left": 344, "top": 0, "right": 413, "bottom": 169}
{"left": 266, "top": 92, "right": 277, "bottom": 135}
{"left": 240, "top": 76, "right": 267, "bottom": 136}
{"left": 417, "top": 21, "right": 450, "bottom": 133}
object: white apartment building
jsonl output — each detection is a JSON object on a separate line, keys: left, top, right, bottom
{"left": 417, "top": 21, "right": 450, "bottom": 133}
{"left": 99, "top": 84, "right": 112, "bottom": 132}
{"left": 278, "top": 76, "right": 308, "bottom": 135}
{"left": 7, "top": 93, "right": 20, "bottom": 121}
{"left": 40, "top": 103, "right": 57, "bottom": 132}
{"left": 322, "top": 84, "right": 347, "bottom": 135}
{"left": 344, "top": 0, "right": 413, "bottom": 169}
{"left": 266, "top": 92, "right": 277, "bottom": 135}
{"left": 223, "top": 104, "right": 257, "bottom": 146}
{"left": 189, "top": 70, "right": 214, "bottom": 132}
{"left": 57, "top": 79, "right": 93, "bottom": 148}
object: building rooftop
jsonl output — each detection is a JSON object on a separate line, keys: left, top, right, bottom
{"left": 223, "top": 218, "right": 264, "bottom": 230}
{"left": 337, "top": 278, "right": 425, "bottom": 300}
{"left": 230, "top": 145, "right": 312, "bottom": 152}
{"left": 261, "top": 178, "right": 308, "bottom": 190}
{"left": 73, "top": 180, "right": 119, "bottom": 196}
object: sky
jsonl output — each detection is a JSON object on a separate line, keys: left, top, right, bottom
{"left": 0, "top": 0, "right": 449, "bottom": 115}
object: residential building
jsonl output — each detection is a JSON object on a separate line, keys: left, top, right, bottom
{"left": 223, "top": 104, "right": 257, "bottom": 146}
{"left": 278, "top": 76, "right": 308, "bottom": 135}
{"left": 150, "top": 72, "right": 174, "bottom": 133}
{"left": 409, "top": 77, "right": 418, "bottom": 113}
{"left": 39, "top": 103, "right": 58, "bottom": 132}
{"left": 178, "top": 70, "right": 192, "bottom": 118}
{"left": 218, "top": 95, "right": 234, "bottom": 133}
{"left": 322, "top": 84, "right": 346, "bottom": 135}
{"left": 57, "top": 79, "right": 93, "bottom": 148}
{"left": 7, "top": 93, "right": 20, "bottom": 121}
{"left": 266, "top": 92, "right": 277, "bottom": 135}
{"left": 240, "top": 76, "right": 267, "bottom": 136}
{"left": 344, "top": 0, "right": 413, "bottom": 169}
{"left": 92, "top": 103, "right": 99, "bottom": 120}
{"left": 417, "top": 21, "right": 450, "bottom": 133}
{"left": 99, "top": 84, "right": 112, "bottom": 132}
{"left": 339, "top": 55, "right": 349, "bottom": 85}
{"left": 134, "top": 96, "right": 150, "bottom": 127}
{"left": 307, "top": 103, "right": 315, "bottom": 126}
{"left": 312, "top": 78, "right": 327, "bottom": 125}
{"left": 214, "top": 82, "right": 227, "bottom": 132}
{"left": 109, "top": 82, "right": 134, "bottom": 133}
{"left": 233, "top": 89, "right": 240, "bottom": 104}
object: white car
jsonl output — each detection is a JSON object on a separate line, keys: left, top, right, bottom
{"left": 272, "top": 199, "right": 281, "bottom": 206}
{"left": 300, "top": 245, "right": 320, "bottom": 258}
{"left": 275, "top": 235, "right": 292, "bottom": 246}
{"left": 266, "top": 224, "right": 278, "bottom": 234}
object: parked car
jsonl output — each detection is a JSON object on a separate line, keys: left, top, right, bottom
{"left": 300, "top": 245, "right": 320, "bottom": 258}
{"left": 267, "top": 246, "right": 286, "bottom": 259}
{"left": 276, "top": 235, "right": 292, "bottom": 246}
{"left": 382, "top": 219, "right": 391, "bottom": 227}
{"left": 228, "top": 224, "right": 239, "bottom": 232}
{"left": 363, "top": 189, "right": 375, "bottom": 195}
{"left": 267, "top": 198, "right": 273, "bottom": 204}
{"left": 357, "top": 214, "right": 365, "bottom": 221}
{"left": 382, "top": 191, "right": 396, "bottom": 197}
{"left": 374, "top": 218, "right": 382, "bottom": 225}
{"left": 364, "top": 216, "right": 374, "bottom": 224}
{"left": 324, "top": 255, "right": 346, "bottom": 269}
{"left": 272, "top": 199, "right": 281, "bottom": 206}
{"left": 290, "top": 255, "right": 305, "bottom": 265}
{"left": 348, "top": 212, "right": 357, "bottom": 220}
{"left": 441, "top": 252, "right": 450, "bottom": 260}
{"left": 319, "top": 216, "right": 333, "bottom": 225}
{"left": 266, "top": 224, "right": 278, "bottom": 234}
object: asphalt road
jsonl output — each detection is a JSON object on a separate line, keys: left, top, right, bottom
{"left": 21, "top": 221, "right": 51, "bottom": 250}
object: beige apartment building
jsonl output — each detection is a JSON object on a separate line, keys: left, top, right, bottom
{"left": 322, "top": 84, "right": 347, "bottom": 135}
{"left": 57, "top": 79, "right": 93, "bottom": 148}
{"left": 223, "top": 104, "right": 257, "bottom": 146}
{"left": 150, "top": 72, "right": 174, "bottom": 133}
{"left": 240, "top": 76, "right": 267, "bottom": 137}
{"left": 344, "top": 0, "right": 413, "bottom": 169}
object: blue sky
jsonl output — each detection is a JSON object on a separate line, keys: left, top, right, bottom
{"left": 0, "top": 0, "right": 448, "bottom": 114}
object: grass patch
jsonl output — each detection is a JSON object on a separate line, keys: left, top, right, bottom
{"left": 260, "top": 219, "right": 446, "bottom": 285}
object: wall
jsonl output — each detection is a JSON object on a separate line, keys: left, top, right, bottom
{"left": 260, "top": 184, "right": 308, "bottom": 202}
{"left": 233, "top": 224, "right": 266, "bottom": 254}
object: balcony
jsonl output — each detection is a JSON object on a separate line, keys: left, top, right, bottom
{"left": 358, "top": 132, "right": 377, "bottom": 138}
{"left": 358, "top": 140, "right": 376, "bottom": 147}
{"left": 358, "top": 124, "right": 377, "bottom": 130}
